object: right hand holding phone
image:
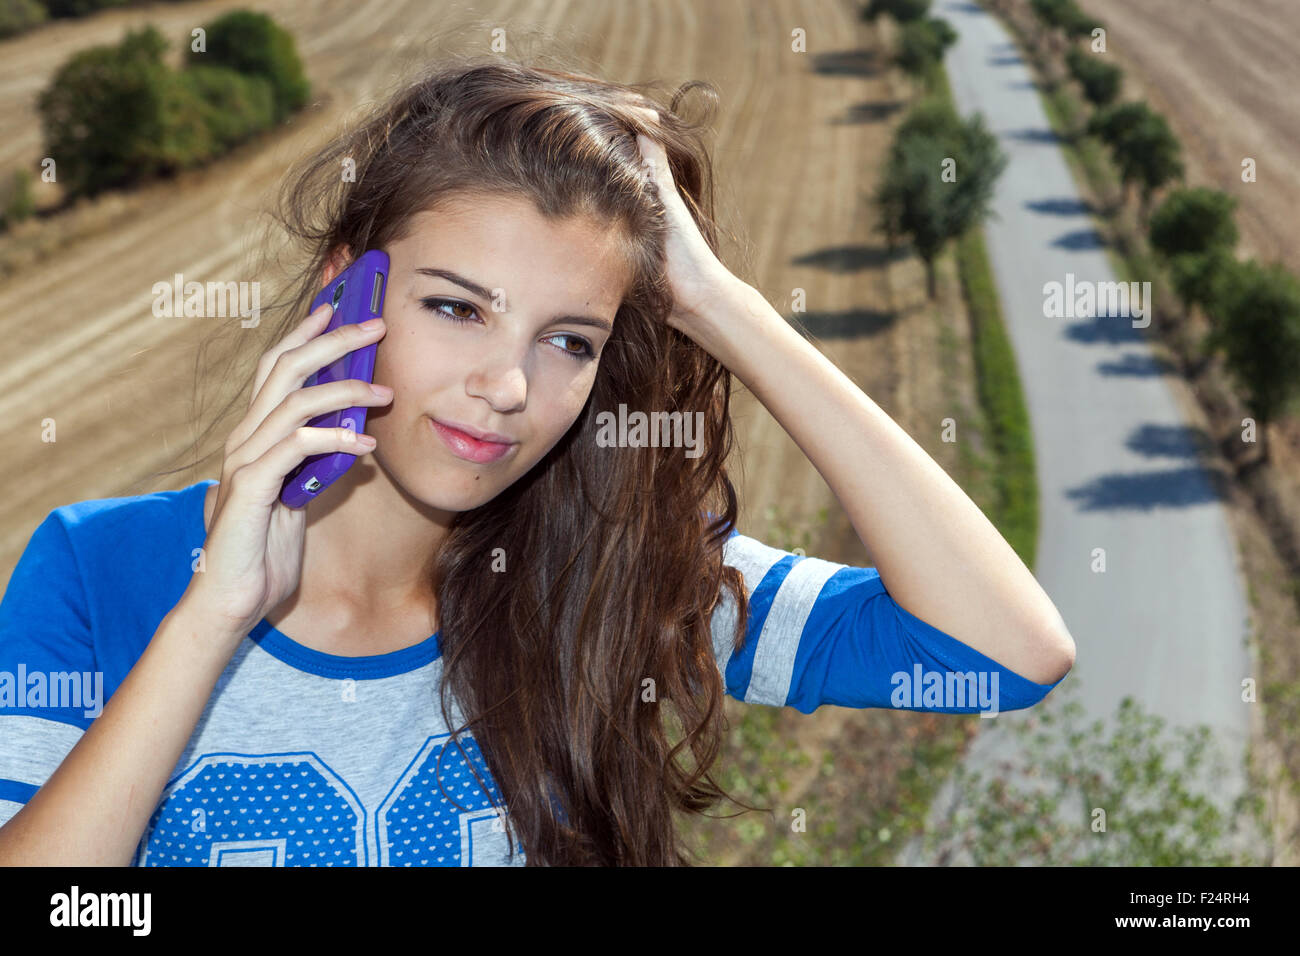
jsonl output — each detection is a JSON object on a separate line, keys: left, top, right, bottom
{"left": 182, "top": 302, "right": 393, "bottom": 637}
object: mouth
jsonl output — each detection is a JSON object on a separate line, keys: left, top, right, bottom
{"left": 428, "top": 417, "right": 517, "bottom": 464}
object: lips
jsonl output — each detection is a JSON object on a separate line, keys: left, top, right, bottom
{"left": 429, "top": 417, "right": 516, "bottom": 464}
{"left": 435, "top": 418, "right": 514, "bottom": 444}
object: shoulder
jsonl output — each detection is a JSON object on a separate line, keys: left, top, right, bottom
{"left": 43, "top": 481, "right": 208, "bottom": 543}
{"left": 5, "top": 479, "right": 211, "bottom": 610}
{"left": 3, "top": 480, "right": 214, "bottom": 703}
{"left": 39, "top": 480, "right": 212, "bottom": 602}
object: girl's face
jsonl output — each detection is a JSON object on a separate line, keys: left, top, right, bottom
{"left": 327, "top": 193, "right": 632, "bottom": 512}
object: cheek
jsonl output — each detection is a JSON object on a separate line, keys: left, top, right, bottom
{"left": 372, "top": 328, "right": 451, "bottom": 393}
{"left": 550, "top": 366, "right": 599, "bottom": 425}
{"left": 516, "top": 369, "right": 597, "bottom": 457}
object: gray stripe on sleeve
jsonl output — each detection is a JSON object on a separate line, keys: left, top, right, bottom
{"left": 745, "top": 557, "right": 844, "bottom": 706}
{"left": 710, "top": 535, "right": 789, "bottom": 684}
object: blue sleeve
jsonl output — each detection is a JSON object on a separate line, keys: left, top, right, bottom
{"left": 709, "top": 528, "right": 1067, "bottom": 716}
{"left": 0, "top": 511, "right": 98, "bottom": 826}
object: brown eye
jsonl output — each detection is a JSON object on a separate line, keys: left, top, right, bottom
{"left": 425, "top": 295, "right": 596, "bottom": 361}
{"left": 420, "top": 297, "right": 480, "bottom": 323}
{"left": 543, "top": 332, "right": 595, "bottom": 361}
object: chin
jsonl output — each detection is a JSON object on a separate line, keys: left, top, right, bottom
{"left": 406, "top": 469, "right": 510, "bottom": 513}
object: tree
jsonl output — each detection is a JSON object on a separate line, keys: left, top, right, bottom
{"left": 37, "top": 26, "right": 183, "bottom": 198}
{"left": 0, "top": 169, "right": 36, "bottom": 231}
{"left": 915, "top": 693, "right": 1268, "bottom": 865}
{"left": 862, "top": 0, "right": 931, "bottom": 23}
{"left": 1086, "top": 101, "right": 1145, "bottom": 143}
{"left": 1120, "top": 114, "right": 1184, "bottom": 223}
{"left": 875, "top": 99, "right": 1008, "bottom": 299}
{"left": 1064, "top": 47, "right": 1121, "bottom": 107}
{"left": 1203, "top": 259, "right": 1300, "bottom": 465}
{"left": 180, "top": 65, "right": 276, "bottom": 151}
{"left": 44, "top": 0, "right": 130, "bottom": 15}
{"left": 0, "top": 0, "right": 47, "bottom": 40}
{"left": 1087, "top": 102, "right": 1183, "bottom": 221}
{"left": 1030, "top": 0, "right": 1100, "bottom": 39}
{"left": 1148, "top": 187, "right": 1239, "bottom": 316}
{"left": 1149, "top": 187, "right": 1239, "bottom": 258}
{"left": 188, "top": 10, "right": 310, "bottom": 123}
{"left": 1168, "top": 248, "right": 1236, "bottom": 331}
{"left": 896, "top": 17, "right": 959, "bottom": 87}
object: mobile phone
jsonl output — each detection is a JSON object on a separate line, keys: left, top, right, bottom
{"left": 279, "top": 248, "right": 389, "bottom": 508}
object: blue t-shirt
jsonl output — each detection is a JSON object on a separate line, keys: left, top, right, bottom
{"left": 0, "top": 480, "right": 1064, "bottom": 865}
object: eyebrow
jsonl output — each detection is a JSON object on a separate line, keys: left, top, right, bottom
{"left": 415, "top": 267, "right": 615, "bottom": 333}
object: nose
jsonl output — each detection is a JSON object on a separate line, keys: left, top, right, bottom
{"left": 464, "top": 350, "right": 528, "bottom": 413}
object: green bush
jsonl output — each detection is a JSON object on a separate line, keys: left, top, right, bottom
{"left": 1030, "top": 0, "right": 1099, "bottom": 38}
{"left": 180, "top": 64, "right": 276, "bottom": 151}
{"left": 37, "top": 14, "right": 305, "bottom": 199}
{"left": 1085, "top": 101, "right": 1184, "bottom": 218}
{"left": 42, "top": 0, "right": 130, "bottom": 17}
{"left": 189, "top": 10, "right": 310, "bottom": 123}
{"left": 0, "top": 168, "right": 36, "bottom": 230}
{"left": 1149, "top": 187, "right": 1239, "bottom": 259}
{"left": 1086, "top": 100, "right": 1149, "bottom": 147}
{"left": 863, "top": 0, "right": 932, "bottom": 22}
{"left": 1203, "top": 259, "right": 1300, "bottom": 458}
{"left": 1168, "top": 248, "right": 1234, "bottom": 317}
{"left": 1064, "top": 47, "right": 1121, "bottom": 107}
{"left": 0, "top": 0, "right": 48, "bottom": 39}
{"left": 155, "top": 67, "right": 221, "bottom": 172}
{"left": 875, "top": 98, "right": 1008, "bottom": 298}
{"left": 897, "top": 17, "right": 958, "bottom": 80}
{"left": 37, "top": 27, "right": 180, "bottom": 197}
{"left": 918, "top": 695, "right": 1266, "bottom": 865}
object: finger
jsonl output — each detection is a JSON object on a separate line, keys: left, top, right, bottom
{"left": 249, "top": 374, "right": 386, "bottom": 460}
{"left": 236, "top": 321, "right": 384, "bottom": 461}
{"left": 636, "top": 132, "right": 674, "bottom": 191}
{"left": 628, "top": 104, "right": 659, "bottom": 125}
{"left": 239, "top": 425, "right": 377, "bottom": 509}
{"left": 252, "top": 302, "right": 334, "bottom": 401}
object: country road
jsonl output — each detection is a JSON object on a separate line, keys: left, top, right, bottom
{"left": 0, "top": 0, "right": 1270, "bottom": 866}
{"left": 0, "top": 0, "right": 901, "bottom": 575}
{"left": 0, "top": 0, "right": 940, "bottom": 865}
{"left": 899, "top": 0, "right": 1259, "bottom": 862}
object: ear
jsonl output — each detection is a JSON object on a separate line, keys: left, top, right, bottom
{"left": 321, "top": 244, "right": 353, "bottom": 288}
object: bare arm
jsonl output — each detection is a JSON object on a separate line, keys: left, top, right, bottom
{"left": 627, "top": 121, "right": 1074, "bottom": 685}
{"left": 0, "top": 597, "right": 244, "bottom": 866}
{"left": 691, "top": 280, "right": 1075, "bottom": 685}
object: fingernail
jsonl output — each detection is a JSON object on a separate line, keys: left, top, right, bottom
{"left": 360, "top": 317, "right": 384, "bottom": 330}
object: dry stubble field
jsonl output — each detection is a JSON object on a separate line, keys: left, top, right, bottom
{"left": 0, "top": 0, "right": 991, "bottom": 862}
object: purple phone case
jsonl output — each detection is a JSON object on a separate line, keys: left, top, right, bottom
{"left": 279, "top": 249, "right": 390, "bottom": 508}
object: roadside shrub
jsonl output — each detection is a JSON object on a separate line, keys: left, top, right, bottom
{"left": 863, "top": 0, "right": 932, "bottom": 22}
{"left": 180, "top": 64, "right": 276, "bottom": 151}
{"left": 897, "top": 17, "right": 959, "bottom": 80}
{"left": 0, "top": 169, "right": 36, "bottom": 230}
{"left": 37, "top": 27, "right": 178, "bottom": 197}
{"left": 1065, "top": 46, "right": 1121, "bottom": 106}
{"left": 0, "top": 0, "right": 48, "bottom": 39}
{"left": 189, "top": 10, "right": 310, "bottom": 122}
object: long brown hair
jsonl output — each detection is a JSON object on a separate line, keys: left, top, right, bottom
{"left": 144, "top": 52, "right": 760, "bottom": 865}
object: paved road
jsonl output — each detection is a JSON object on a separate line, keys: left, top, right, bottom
{"left": 899, "top": 0, "right": 1257, "bottom": 863}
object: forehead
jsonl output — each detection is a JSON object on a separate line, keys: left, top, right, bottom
{"left": 394, "top": 193, "right": 634, "bottom": 312}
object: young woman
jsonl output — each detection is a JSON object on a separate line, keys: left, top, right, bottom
{"left": 0, "top": 55, "right": 1074, "bottom": 867}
